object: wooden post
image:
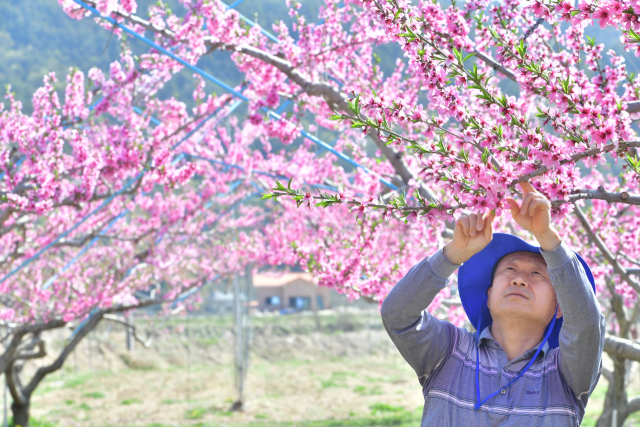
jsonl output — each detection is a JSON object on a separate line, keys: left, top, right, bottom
{"left": 3, "top": 375, "right": 8, "bottom": 427}
{"left": 231, "top": 271, "right": 252, "bottom": 411}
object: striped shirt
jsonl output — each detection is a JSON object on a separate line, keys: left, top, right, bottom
{"left": 381, "top": 240, "right": 605, "bottom": 426}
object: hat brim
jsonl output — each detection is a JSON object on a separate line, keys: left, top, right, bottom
{"left": 457, "top": 233, "right": 596, "bottom": 349}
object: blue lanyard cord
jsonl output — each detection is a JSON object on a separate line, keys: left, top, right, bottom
{"left": 474, "top": 300, "right": 558, "bottom": 411}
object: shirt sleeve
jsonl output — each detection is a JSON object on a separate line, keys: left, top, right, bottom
{"left": 540, "top": 240, "right": 606, "bottom": 408}
{"left": 380, "top": 248, "right": 460, "bottom": 380}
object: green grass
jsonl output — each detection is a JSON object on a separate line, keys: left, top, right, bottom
{"left": 196, "top": 337, "right": 220, "bottom": 347}
{"left": 353, "top": 385, "right": 383, "bottom": 395}
{"left": 319, "top": 370, "right": 356, "bottom": 389}
{"left": 83, "top": 391, "right": 105, "bottom": 399}
{"left": 369, "top": 403, "right": 405, "bottom": 415}
{"left": 8, "top": 416, "right": 59, "bottom": 427}
{"left": 185, "top": 408, "right": 207, "bottom": 420}
{"left": 121, "top": 398, "right": 142, "bottom": 405}
{"left": 34, "top": 372, "right": 93, "bottom": 396}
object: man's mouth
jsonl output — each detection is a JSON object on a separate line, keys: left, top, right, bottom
{"left": 505, "top": 292, "right": 528, "bottom": 299}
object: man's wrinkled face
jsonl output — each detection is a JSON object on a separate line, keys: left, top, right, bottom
{"left": 487, "top": 252, "right": 561, "bottom": 324}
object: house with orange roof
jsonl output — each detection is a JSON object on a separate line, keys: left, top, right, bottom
{"left": 253, "top": 272, "right": 331, "bottom": 312}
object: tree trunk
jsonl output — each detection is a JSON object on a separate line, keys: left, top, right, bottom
{"left": 597, "top": 357, "right": 631, "bottom": 427}
{"left": 10, "top": 395, "right": 30, "bottom": 427}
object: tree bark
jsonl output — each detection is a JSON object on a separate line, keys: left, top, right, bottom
{"left": 10, "top": 397, "right": 30, "bottom": 427}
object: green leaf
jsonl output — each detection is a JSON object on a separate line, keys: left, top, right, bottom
{"left": 481, "top": 148, "right": 490, "bottom": 165}
{"left": 459, "top": 148, "right": 470, "bottom": 163}
{"left": 452, "top": 47, "right": 462, "bottom": 62}
{"left": 462, "top": 53, "right": 476, "bottom": 62}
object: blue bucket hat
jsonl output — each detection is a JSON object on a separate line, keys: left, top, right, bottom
{"left": 458, "top": 233, "right": 595, "bottom": 348}
{"left": 457, "top": 233, "right": 596, "bottom": 410}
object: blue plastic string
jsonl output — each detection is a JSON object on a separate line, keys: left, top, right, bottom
{"left": 474, "top": 301, "right": 558, "bottom": 411}
{"left": 132, "top": 106, "right": 162, "bottom": 126}
{"left": 275, "top": 99, "right": 291, "bottom": 115}
{"left": 42, "top": 209, "right": 129, "bottom": 290}
{"left": 71, "top": 0, "right": 397, "bottom": 191}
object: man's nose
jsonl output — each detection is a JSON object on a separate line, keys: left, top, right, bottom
{"left": 511, "top": 279, "right": 528, "bottom": 287}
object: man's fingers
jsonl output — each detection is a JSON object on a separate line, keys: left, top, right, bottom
{"left": 518, "top": 181, "right": 536, "bottom": 195}
{"left": 519, "top": 192, "right": 536, "bottom": 216}
{"left": 483, "top": 211, "right": 495, "bottom": 240}
{"left": 468, "top": 213, "right": 477, "bottom": 236}
{"left": 458, "top": 215, "right": 470, "bottom": 236}
{"left": 528, "top": 197, "right": 549, "bottom": 217}
{"left": 476, "top": 212, "right": 485, "bottom": 231}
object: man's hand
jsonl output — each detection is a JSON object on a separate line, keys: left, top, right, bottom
{"left": 443, "top": 211, "right": 495, "bottom": 265}
{"left": 506, "top": 182, "right": 561, "bottom": 252}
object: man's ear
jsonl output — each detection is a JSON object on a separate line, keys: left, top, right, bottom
{"left": 486, "top": 287, "right": 492, "bottom": 309}
{"left": 556, "top": 304, "right": 563, "bottom": 319}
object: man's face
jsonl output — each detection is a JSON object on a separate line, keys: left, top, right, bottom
{"left": 487, "top": 252, "right": 561, "bottom": 325}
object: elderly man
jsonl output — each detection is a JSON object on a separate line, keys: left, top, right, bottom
{"left": 381, "top": 182, "right": 605, "bottom": 426}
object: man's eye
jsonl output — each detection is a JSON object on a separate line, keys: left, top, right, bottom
{"left": 506, "top": 267, "right": 515, "bottom": 271}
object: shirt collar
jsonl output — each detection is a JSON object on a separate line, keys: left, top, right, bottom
{"left": 478, "top": 326, "right": 550, "bottom": 357}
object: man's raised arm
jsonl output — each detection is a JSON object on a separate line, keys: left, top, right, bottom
{"left": 541, "top": 242, "right": 605, "bottom": 408}
{"left": 381, "top": 211, "right": 495, "bottom": 379}
{"left": 380, "top": 249, "right": 460, "bottom": 378}
{"left": 507, "top": 182, "right": 606, "bottom": 407}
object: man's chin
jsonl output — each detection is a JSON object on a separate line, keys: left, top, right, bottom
{"left": 492, "top": 304, "right": 536, "bottom": 320}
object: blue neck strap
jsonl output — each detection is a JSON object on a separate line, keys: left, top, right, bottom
{"left": 474, "top": 295, "right": 558, "bottom": 411}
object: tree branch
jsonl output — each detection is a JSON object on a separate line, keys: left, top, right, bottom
{"left": 604, "top": 334, "right": 640, "bottom": 362}
{"left": 102, "top": 314, "right": 153, "bottom": 347}
{"left": 574, "top": 204, "right": 640, "bottom": 294}
{"left": 15, "top": 335, "right": 46, "bottom": 361}
{"left": 6, "top": 362, "right": 27, "bottom": 406}
{"left": 24, "top": 310, "right": 104, "bottom": 395}
{"left": 552, "top": 188, "right": 640, "bottom": 206}
{"left": 471, "top": 50, "right": 640, "bottom": 113}
{"left": 512, "top": 141, "right": 640, "bottom": 187}
{"left": 473, "top": 50, "right": 516, "bottom": 81}
{"left": 0, "top": 320, "right": 65, "bottom": 374}
{"left": 625, "top": 395, "right": 640, "bottom": 414}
